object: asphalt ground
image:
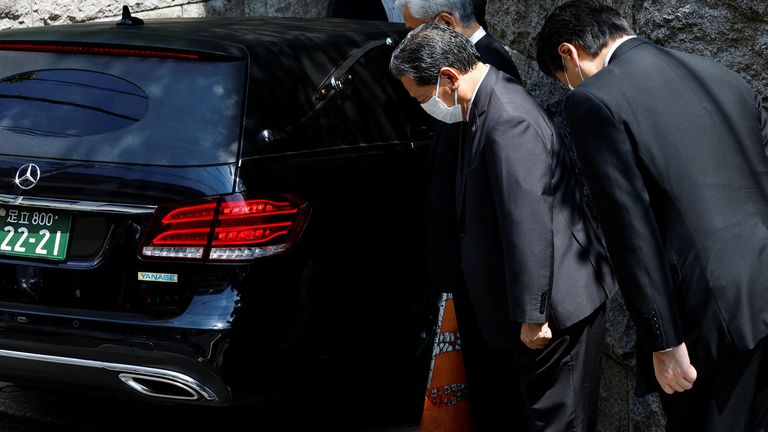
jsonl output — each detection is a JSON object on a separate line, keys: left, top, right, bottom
{"left": 0, "top": 382, "right": 419, "bottom": 431}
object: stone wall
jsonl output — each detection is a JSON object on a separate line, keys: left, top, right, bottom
{"left": 0, "top": 0, "right": 330, "bottom": 30}
{"left": 485, "top": 1, "right": 768, "bottom": 431}
{"left": 487, "top": 1, "right": 767, "bottom": 111}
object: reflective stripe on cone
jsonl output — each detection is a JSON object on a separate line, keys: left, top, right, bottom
{"left": 419, "top": 293, "right": 473, "bottom": 432}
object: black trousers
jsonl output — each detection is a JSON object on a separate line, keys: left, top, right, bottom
{"left": 453, "top": 288, "right": 605, "bottom": 432}
{"left": 452, "top": 289, "right": 529, "bottom": 431}
{"left": 660, "top": 339, "right": 768, "bottom": 432}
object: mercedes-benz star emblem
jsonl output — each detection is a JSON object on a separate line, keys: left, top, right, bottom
{"left": 15, "top": 163, "right": 41, "bottom": 190}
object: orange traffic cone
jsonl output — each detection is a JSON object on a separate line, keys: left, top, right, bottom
{"left": 419, "top": 293, "right": 474, "bottom": 432}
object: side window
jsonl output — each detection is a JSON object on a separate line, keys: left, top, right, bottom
{"left": 244, "top": 38, "right": 432, "bottom": 157}
{"left": 319, "top": 44, "right": 430, "bottom": 148}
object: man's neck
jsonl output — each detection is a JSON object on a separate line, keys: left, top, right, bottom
{"left": 460, "top": 63, "right": 490, "bottom": 120}
{"left": 577, "top": 34, "right": 632, "bottom": 78}
{"left": 458, "top": 21, "right": 482, "bottom": 39}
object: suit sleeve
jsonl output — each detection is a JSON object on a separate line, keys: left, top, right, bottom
{"left": 758, "top": 94, "right": 768, "bottom": 157}
{"left": 484, "top": 114, "right": 553, "bottom": 323}
{"left": 564, "top": 90, "right": 684, "bottom": 352}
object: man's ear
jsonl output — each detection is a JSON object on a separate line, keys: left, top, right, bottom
{"left": 558, "top": 42, "right": 579, "bottom": 63}
{"left": 438, "top": 67, "right": 462, "bottom": 90}
{"left": 434, "top": 12, "right": 458, "bottom": 30}
{"left": 559, "top": 43, "right": 593, "bottom": 69}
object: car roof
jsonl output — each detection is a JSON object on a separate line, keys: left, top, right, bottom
{"left": 0, "top": 17, "right": 405, "bottom": 60}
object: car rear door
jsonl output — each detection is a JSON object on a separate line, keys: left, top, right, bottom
{"left": 0, "top": 34, "right": 249, "bottom": 316}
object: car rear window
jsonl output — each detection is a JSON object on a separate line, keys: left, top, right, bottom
{"left": 0, "top": 69, "right": 149, "bottom": 138}
{"left": 0, "top": 51, "right": 245, "bottom": 166}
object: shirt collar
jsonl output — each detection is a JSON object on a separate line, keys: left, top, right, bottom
{"left": 468, "top": 64, "right": 491, "bottom": 117}
{"left": 468, "top": 26, "right": 486, "bottom": 45}
{"left": 604, "top": 35, "right": 637, "bottom": 67}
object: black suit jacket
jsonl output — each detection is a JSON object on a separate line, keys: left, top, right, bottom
{"left": 565, "top": 38, "right": 768, "bottom": 376}
{"left": 423, "top": 32, "right": 522, "bottom": 297}
{"left": 474, "top": 33, "right": 522, "bottom": 84}
{"left": 455, "top": 67, "right": 616, "bottom": 348}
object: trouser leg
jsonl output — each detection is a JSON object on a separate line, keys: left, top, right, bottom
{"left": 515, "top": 306, "right": 606, "bottom": 432}
{"left": 452, "top": 288, "right": 529, "bottom": 431}
{"left": 750, "top": 340, "right": 768, "bottom": 431}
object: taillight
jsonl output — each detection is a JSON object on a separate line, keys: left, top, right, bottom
{"left": 140, "top": 194, "right": 309, "bottom": 262}
{"left": 0, "top": 43, "right": 202, "bottom": 61}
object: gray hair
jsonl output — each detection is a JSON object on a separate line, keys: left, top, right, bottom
{"left": 394, "top": 0, "right": 476, "bottom": 26}
{"left": 390, "top": 22, "right": 480, "bottom": 86}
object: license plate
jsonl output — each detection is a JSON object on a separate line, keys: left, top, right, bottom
{"left": 0, "top": 207, "right": 71, "bottom": 261}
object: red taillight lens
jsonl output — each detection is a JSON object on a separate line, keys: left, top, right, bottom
{"left": 212, "top": 223, "right": 292, "bottom": 245}
{"left": 219, "top": 200, "right": 297, "bottom": 219}
{"left": 152, "top": 228, "right": 210, "bottom": 245}
{"left": 0, "top": 43, "right": 202, "bottom": 61}
{"left": 162, "top": 203, "right": 217, "bottom": 224}
{"left": 140, "top": 194, "right": 308, "bottom": 262}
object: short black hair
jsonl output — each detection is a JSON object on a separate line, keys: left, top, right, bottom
{"left": 535, "top": 0, "right": 633, "bottom": 77}
{"left": 390, "top": 22, "right": 480, "bottom": 86}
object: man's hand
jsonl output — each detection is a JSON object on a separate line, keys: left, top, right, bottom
{"left": 652, "top": 342, "right": 698, "bottom": 394}
{"left": 521, "top": 322, "right": 552, "bottom": 350}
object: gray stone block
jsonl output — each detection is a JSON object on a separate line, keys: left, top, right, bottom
{"left": 0, "top": 0, "right": 333, "bottom": 30}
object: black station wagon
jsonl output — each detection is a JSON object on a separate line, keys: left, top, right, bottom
{"left": 0, "top": 13, "right": 435, "bottom": 415}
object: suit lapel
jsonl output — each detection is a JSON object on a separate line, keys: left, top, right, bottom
{"left": 456, "top": 67, "right": 499, "bottom": 220}
{"left": 473, "top": 33, "right": 491, "bottom": 54}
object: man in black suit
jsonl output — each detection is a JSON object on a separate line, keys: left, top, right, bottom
{"left": 393, "top": 1, "right": 528, "bottom": 427}
{"left": 395, "top": 0, "right": 521, "bottom": 83}
{"left": 391, "top": 22, "right": 616, "bottom": 431}
{"left": 536, "top": 1, "right": 768, "bottom": 430}
{"left": 394, "top": 0, "right": 522, "bottom": 301}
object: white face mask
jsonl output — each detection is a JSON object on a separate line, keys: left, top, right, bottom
{"left": 562, "top": 57, "right": 585, "bottom": 91}
{"left": 420, "top": 74, "right": 463, "bottom": 123}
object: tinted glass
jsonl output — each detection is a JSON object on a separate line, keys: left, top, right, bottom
{"left": 0, "top": 51, "right": 245, "bottom": 166}
{"left": 0, "top": 69, "right": 148, "bottom": 137}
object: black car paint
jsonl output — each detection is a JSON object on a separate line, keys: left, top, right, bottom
{"left": 0, "top": 17, "right": 435, "bottom": 413}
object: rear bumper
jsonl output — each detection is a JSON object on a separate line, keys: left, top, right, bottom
{"left": 0, "top": 307, "right": 236, "bottom": 405}
{"left": 0, "top": 347, "right": 224, "bottom": 402}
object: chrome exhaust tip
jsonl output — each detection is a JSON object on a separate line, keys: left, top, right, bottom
{"left": 119, "top": 373, "right": 201, "bottom": 401}
{"left": 0, "top": 348, "right": 220, "bottom": 402}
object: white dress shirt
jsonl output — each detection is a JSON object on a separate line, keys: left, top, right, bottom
{"left": 468, "top": 64, "right": 491, "bottom": 119}
{"left": 468, "top": 26, "right": 487, "bottom": 45}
